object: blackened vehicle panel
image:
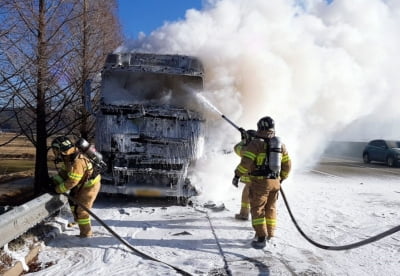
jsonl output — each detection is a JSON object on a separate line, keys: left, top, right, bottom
{"left": 96, "top": 53, "right": 205, "bottom": 203}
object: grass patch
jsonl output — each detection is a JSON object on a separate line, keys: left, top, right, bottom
{"left": 0, "top": 159, "right": 35, "bottom": 175}
{"left": 0, "top": 133, "right": 58, "bottom": 177}
{"left": 0, "top": 160, "right": 57, "bottom": 175}
{"left": 0, "top": 133, "right": 36, "bottom": 157}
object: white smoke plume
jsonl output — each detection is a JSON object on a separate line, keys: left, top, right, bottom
{"left": 116, "top": 0, "right": 400, "bottom": 201}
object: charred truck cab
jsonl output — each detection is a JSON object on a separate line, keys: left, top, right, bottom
{"left": 96, "top": 53, "right": 205, "bottom": 204}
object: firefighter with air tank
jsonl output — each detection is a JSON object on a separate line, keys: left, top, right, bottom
{"left": 232, "top": 116, "right": 291, "bottom": 249}
{"left": 50, "top": 136, "right": 102, "bottom": 238}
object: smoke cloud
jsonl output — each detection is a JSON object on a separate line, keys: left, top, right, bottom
{"left": 115, "top": 0, "right": 400, "bottom": 200}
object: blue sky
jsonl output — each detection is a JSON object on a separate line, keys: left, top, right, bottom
{"left": 118, "top": 0, "right": 203, "bottom": 39}
{"left": 117, "top": 0, "right": 335, "bottom": 39}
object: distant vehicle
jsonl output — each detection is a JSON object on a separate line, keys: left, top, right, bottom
{"left": 362, "top": 139, "right": 400, "bottom": 167}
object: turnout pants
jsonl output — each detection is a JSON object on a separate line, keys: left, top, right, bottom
{"left": 249, "top": 178, "right": 280, "bottom": 239}
{"left": 238, "top": 183, "right": 251, "bottom": 216}
{"left": 72, "top": 183, "right": 101, "bottom": 237}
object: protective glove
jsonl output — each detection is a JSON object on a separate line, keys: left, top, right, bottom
{"left": 50, "top": 175, "right": 65, "bottom": 194}
{"left": 239, "top": 128, "right": 248, "bottom": 141}
{"left": 232, "top": 175, "right": 240, "bottom": 188}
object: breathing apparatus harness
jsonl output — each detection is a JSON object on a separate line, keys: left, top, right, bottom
{"left": 251, "top": 135, "right": 283, "bottom": 179}
{"left": 75, "top": 138, "right": 107, "bottom": 179}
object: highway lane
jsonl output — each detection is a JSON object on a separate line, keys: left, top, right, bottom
{"left": 311, "top": 156, "right": 400, "bottom": 179}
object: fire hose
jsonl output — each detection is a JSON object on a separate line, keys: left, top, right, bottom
{"left": 279, "top": 187, "right": 400, "bottom": 250}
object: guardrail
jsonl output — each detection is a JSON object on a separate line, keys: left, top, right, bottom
{"left": 0, "top": 193, "right": 67, "bottom": 248}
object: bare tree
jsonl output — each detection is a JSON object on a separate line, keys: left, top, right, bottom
{"left": 2, "top": 0, "right": 83, "bottom": 194}
{"left": 65, "top": 0, "right": 122, "bottom": 141}
{"left": 0, "top": 0, "right": 122, "bottom": 194}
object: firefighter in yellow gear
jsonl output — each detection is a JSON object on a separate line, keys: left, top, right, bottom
{"left": 232, "top": 130, "right": 256, "bottom": 220}
{"left": 233, "top": 116, "right": 291, "bottom": 249}
{"left": 51, "top": 136, "right": 101, "bottom": 238}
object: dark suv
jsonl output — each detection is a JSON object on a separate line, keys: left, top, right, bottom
{"left": 362, "top": 139, "right": 400, "bottom": 167}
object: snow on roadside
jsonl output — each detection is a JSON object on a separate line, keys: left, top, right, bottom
{"left": 28, "top": 168, "right": 400, "bottom": 276}
{"left": 278, "top": 170, "right": 400, "bottom": 275}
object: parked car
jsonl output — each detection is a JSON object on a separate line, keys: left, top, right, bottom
{"left": 362, "top": 139, "right": 400, "bottom": 167}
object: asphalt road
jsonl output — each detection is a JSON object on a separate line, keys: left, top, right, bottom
{"left": 312, "top": 156, "right": 400, "bottom": 179}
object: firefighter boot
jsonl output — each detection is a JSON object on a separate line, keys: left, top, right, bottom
{"left": 234, "top": 208, "right": 249, "bottom": 220}
{"left": 251, "top": 236, "right": 267, "bottom": 249}
{"left": 78, "top": 224, "right": 93, "bottom": 238}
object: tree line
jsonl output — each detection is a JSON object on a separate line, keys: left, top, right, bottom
{"left": 0, "top": 0, "right": 123, "bottom": 194}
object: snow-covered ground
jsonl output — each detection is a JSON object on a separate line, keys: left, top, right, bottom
{"left": 28, "top": 158, "right": 400, "bottom": 276}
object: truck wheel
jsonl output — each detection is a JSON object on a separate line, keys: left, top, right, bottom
{"left": 178, "top": 196, "right": 189, "bottom": 206}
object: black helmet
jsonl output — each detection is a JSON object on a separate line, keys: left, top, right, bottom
{"left": 257, "top": 116, "right": 275, "bottom": 131}
{"left": 51, "top": 136, "right": 74, "bottom": 153}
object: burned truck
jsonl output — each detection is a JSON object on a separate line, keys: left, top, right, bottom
{"left": 95, "top": 53, "right": 205, "bottom": 204}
